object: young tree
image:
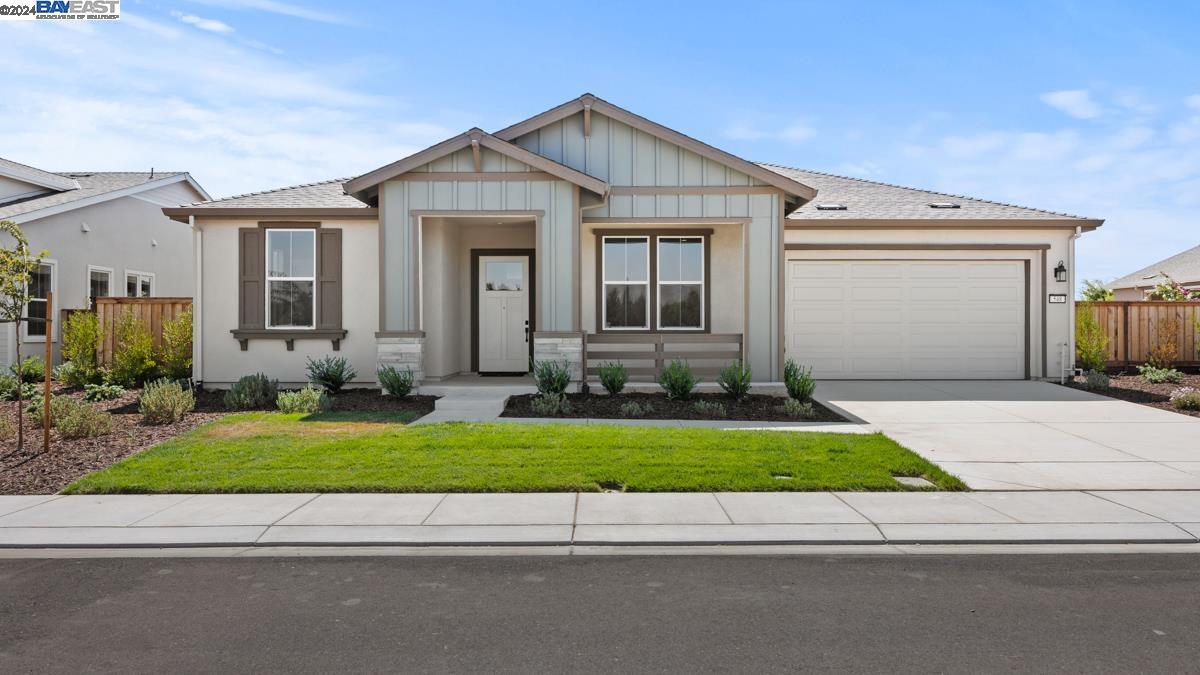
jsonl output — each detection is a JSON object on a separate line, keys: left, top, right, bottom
{"left": 1079, "top": 279, "right": 1113, "bottom": 302}
{"left": 0, "top": 220, "right": 47, "bottom": 451}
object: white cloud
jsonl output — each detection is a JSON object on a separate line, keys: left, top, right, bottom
{"left": 187, "top": 0, "right": 350, "bottom": 25}
{"left": 172, "top": 11, "right": 235, "bottom": 34}
{"left": 723, "top": 120, "right": 816, "bottom": 144}
{"left": 1186, "top": 94, "right": 1200, "bottom": 110}
{"left": 1040, "top": 89, "right": 1103, "bottom": 119}
{"left": 779, "top": 123, "right": 816, "bottom": 143}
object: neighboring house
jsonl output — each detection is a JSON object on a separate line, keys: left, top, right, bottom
{"left": 0, "top": 157, "right": 209, "bottom": 366}
{"left": 1106, "top": 244, "right": 1200, "bottom": 300}
{"left": 165, "top": 94, "right": 1102, "bottom": 387}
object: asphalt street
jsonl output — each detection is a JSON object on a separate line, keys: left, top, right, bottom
{"left": 1, "top": 553, "right": 1198, "bottom": 673}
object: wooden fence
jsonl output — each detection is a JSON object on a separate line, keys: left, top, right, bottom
{"left": 1086, "top": 301, "right": 1200, "bottom": 367}
{"left": 94, "top": 297, "right": 192, "bottom": 366}
{"left": 582, "top": 333, "right": 744, "bottom": 380}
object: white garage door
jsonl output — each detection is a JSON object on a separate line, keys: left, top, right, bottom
{"left": 786, "top": 260, "right": 1026, "bottom": 379}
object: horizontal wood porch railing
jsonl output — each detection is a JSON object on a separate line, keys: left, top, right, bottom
{"left": 1086, "top": 301, "right": 1200, "bottom": 367}
{"left": 582, "top": 333, "right": 744, "bottom": 379}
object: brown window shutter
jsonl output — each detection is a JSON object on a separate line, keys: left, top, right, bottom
{"left": 316, "top": 228, "right": 342, "bottom": 330}
{"left": 238, "top": 228, "right": 265, "bottom": 329}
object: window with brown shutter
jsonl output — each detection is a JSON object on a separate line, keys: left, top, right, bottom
{"left": 231, "top": 222, "right": 346, "bottom": 351}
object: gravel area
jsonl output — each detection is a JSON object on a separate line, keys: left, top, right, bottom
{"left": 0, "top": 387, "right": 437, "bottom": 495}
{"left": 1063, "top": 371, "right": 1200, "bottom": 419}
{"left": 502, "top": 391, "right": 848, "bottom": 422}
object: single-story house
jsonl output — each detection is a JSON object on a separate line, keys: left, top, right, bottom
{"left": 1106, "top": 244, "right": 1200, "bottom": 300}
{"left": 165, "top": 94, "right": 1102, "bottom": 387}
{"left": 0, "top": 157, "right": 209, "bottom": 366}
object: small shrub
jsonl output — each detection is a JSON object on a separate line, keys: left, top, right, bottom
{"left": 25, "top": 394, "right": 76, "bottom": 428}
{"left": 83, "top": 383, "right": 126, "bottom": 402}
{"left": 157, "top": 308, "right": 193, "bottom": 380}
{"left": 0, "top": 375, "right": 38, "bottom": 402}
{"left": 11, "top": 356, "right": 45, "bottom": 384}
{"left": 277, "top": 386, "right": 331, "bottom": 414}
{"left": 777, "top": 398, "right": 817, "bottom": 420}
{"left": 61, "top": 311, "right": 102, "bottom": 385}
{"left": 0, "top": 416, "right": 13, "bottom": 440}
{"left": 108, "top": 310, "right": 157, "bottom": 387}
{"left": 716, "top": 361, "right": 752, "bottom": 401}
{"left": 1169, "top": 387, "right": 1200, "bottom": 411}
{"left": 692, "top": 400, "right": 727, "bottom": 418}
{"left": 139, "top": 378, "right": 195, "bottom": 424}
{"left": 597, "top": 362, "right": 628, "bottom": 396}
{"left": 783, "top": 360, "right": 816, "bottom": 402}
{"left": 224, "top": 373, "right": 279, "bottom": 410}
{"left": 619, "top": 401, "right": 650, "bottom": 418}
{"left": 306, "top": 355, "right": 356, "bottom": 395}
{"left": 657, "top": 359, "right": 697, "bottom": 400}
{"left": 1083, "top": 369, "right": 1110, "bottom": 391}
{"left": 532, "top": 359, "right": 571, "bottom": 395}
{"left": 1147, "top": 317, "right": 1181, "bottom": 369}
{"left": 1137, "top": 364, "right": 1184, "bottom": 384}
{"left": 1075, "top": 302, "right": 1110, "bottom": 372}
{"left": 378, "top": 365, "right": 415, "bottom": 398}
{"left": 56, "top": 404, "right": 113, "bottom": 439}
{"left": 52, "top": 361, "right": 75, "bottom": 384}
{"left": 530, "top": 392, "right": 571, "bottom": 416}
{"left": 1080, "top": 279, "right": 1114, "bottom": 302}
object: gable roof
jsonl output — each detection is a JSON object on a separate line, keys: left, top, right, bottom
{"left": 0, "top": 171, "right": 210, "bottom": 223}
{"left": 163, "top": 177, "right": 375, "bottom": 222}
{"left": 1107, "top": 243, "right": 1200, "bottom": 289}
{"left": 764, "top": 164, "right": 1103, "bottom": 227}
{"left": 343, "top": 128, "right": 609, "bottom": 200}
{"left": 0, "top": 156, "right": 79, "bottom": 192}
{"left": 493, "top": 94, "right": 817, "bottom": 202}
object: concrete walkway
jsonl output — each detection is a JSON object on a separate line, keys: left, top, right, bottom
{"left": 3, "top": 491, "right": 1200, "bottom": 548}
{"left": 818, "top": 380, "right": 1200, "bottom": 491}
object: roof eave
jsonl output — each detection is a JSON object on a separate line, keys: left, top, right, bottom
{"left": 784, "top": 217, "right": 1104, "bottom": 230}
{"left": 162, "top": 206, "right": 379, "bottom": 223}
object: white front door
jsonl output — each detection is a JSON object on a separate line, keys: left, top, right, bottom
{"left": 479, "top": 255, "right": 530, "bottom": 372}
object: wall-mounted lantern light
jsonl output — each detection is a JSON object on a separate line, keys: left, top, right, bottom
{"left": 1054, "top": 260, "right": 1067, "bottom": 283}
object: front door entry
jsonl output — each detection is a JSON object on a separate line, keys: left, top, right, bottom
{"left": 478, "top": 255, "right": 530, "bottom": 372}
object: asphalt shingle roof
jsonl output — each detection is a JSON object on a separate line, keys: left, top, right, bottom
{"left": 184, "top": 178, "right": 363, "bottom": 209}
{"left": 0, "top": 157, "right": 79, "bottom": 192}
{"left": 0, "top": 171, "right": 186, "bottom": 220}
{"left": 1108, "top": 244, "right": 1200, "bottom": 288}
{"left": 760, "top": 164, "right": 1095, "bottom": 221}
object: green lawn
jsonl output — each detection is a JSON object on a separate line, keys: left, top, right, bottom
{"left": 65, "top": 412, "right": 965, "bottom": 494}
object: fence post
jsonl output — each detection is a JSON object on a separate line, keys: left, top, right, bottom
{"left": 43, "top": 291, "right": 52, "bottom": 454}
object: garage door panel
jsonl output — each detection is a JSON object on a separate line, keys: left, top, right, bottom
{"left": 787, "top": 259, "right": 1026, "bottom": 380}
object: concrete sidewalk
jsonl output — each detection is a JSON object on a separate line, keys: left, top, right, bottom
{"left": 2, "top": 491, "right": 1199, "bottom": 548}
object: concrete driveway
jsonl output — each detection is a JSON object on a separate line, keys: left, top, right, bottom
{"left": 817, "top": 380, "right": 1200, "bottom": 490}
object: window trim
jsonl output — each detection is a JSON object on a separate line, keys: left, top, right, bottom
{"left": 264, "top": 227, "right": 317, "bottom": 330}
{"left": 655, "top": 235, "right": 706, "bottom": 332}
{"left": 24, "top": 258, "right": 57, "bottom": 343}
{"left": 599, "top": 235, "right": 651, "bottom": 331}
{"left": 86, "top": 264, "right": 114, "bottom": 305}
{"left": 593, "top": 228, "right": 712, "bottom": 334}
{"left": 123, "top": 269, "right": 155, "bottom": 298}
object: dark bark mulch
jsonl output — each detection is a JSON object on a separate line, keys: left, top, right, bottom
{"left": 1062, "top": 372, "right": 1200, "bottom": 419}
{"left": 0, "top": 387, "right": 439, "bottom": 495}
{"left": 502, "top": 391, "right": 848, "bottom": 422}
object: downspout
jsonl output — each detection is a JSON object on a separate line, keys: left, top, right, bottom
{"left": 191, "top": 215, "right": 203, "bottom": 386}
{"left": 1063, "top": 225, "right": 1082, "bottom": 383}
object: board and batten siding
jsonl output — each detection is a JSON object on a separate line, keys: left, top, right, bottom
{"left": 512, "top": 111, "right": 782, "bottom": 378}
{"left": 380, "top": 146, "right": 577, "bottom": 333}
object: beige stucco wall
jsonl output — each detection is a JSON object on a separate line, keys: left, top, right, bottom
{"left": 1112, "top": 287, "right": 1146, "bottom": 301}
{"left": 783, "top": 225, "right": 1079, "bottom": 378}
{"left": 196, "top": 218, "right": 379, "bottom": 387}
{"left": 0, "top": 185, "right": 200, "bottom": 365}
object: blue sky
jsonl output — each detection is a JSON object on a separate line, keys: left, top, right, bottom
{"left": 3, "top": 0, "right": 1199, "bottom": 288}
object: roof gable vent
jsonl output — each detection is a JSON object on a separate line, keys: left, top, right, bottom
{"left": 815, "top": 203, "right": 847, "bottom": 211}
{"left": 929, "top": 202, "right": 961, "bottom": 209}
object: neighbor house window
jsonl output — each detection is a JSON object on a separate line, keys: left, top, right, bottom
{"left": 88, "top": 266, "right": 112, "bottom": 308}
{"left": 25, "top": 261, "right": 55, "bottom": 341}
{"left": 657, "top": 236, "right": 704, "bottom": 330}
{"left": 601, "top": 236, "right": 650, "bottom": 329}
{"left": 125, "top": 270, "right": 154, "bottom": 297}
{"left": 266, "top": 228, "right": 315, "bottom": 329}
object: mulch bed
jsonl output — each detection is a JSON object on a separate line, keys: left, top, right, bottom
{"left": 0, "top": 387, "right": 438, "bottom": 496}
{"left": 502, "top": 391, "right": 848, "bottom": 422}
{"left": 1062, "top": 371, "right": 1200, "bottom": 419}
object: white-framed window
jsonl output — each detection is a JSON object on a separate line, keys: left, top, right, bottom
{"left": 87, "top": 265, "right": 113, "bottom": 308}
{"left": 24, "top": 259, "right": 56, "bottom": 342}
{"left": 265, "top": 228, "right": 316, "bottom": 329}
{"left": 601, "top": 236, "right": 650, "bottom": 330}
{"left": 124, "top": 269, "right": 154, "bottom": 298}
{"left": 656, "top": 236, "right": 705, "bottom": 330}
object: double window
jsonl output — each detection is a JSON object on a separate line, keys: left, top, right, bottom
{"left": 88, "top": 266, "right": 113, "bottom": 309}
{"left": 25, "top": 261, "right": 55, "bottom": 341}
{"left": 125, "top": 270, "right": 154, "bottom": 298}
{"left": 601, "top": 234, "right": 706, "bottom": 331}
{"left": 266, "top": 228, "right": 316, "bottom": 329}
